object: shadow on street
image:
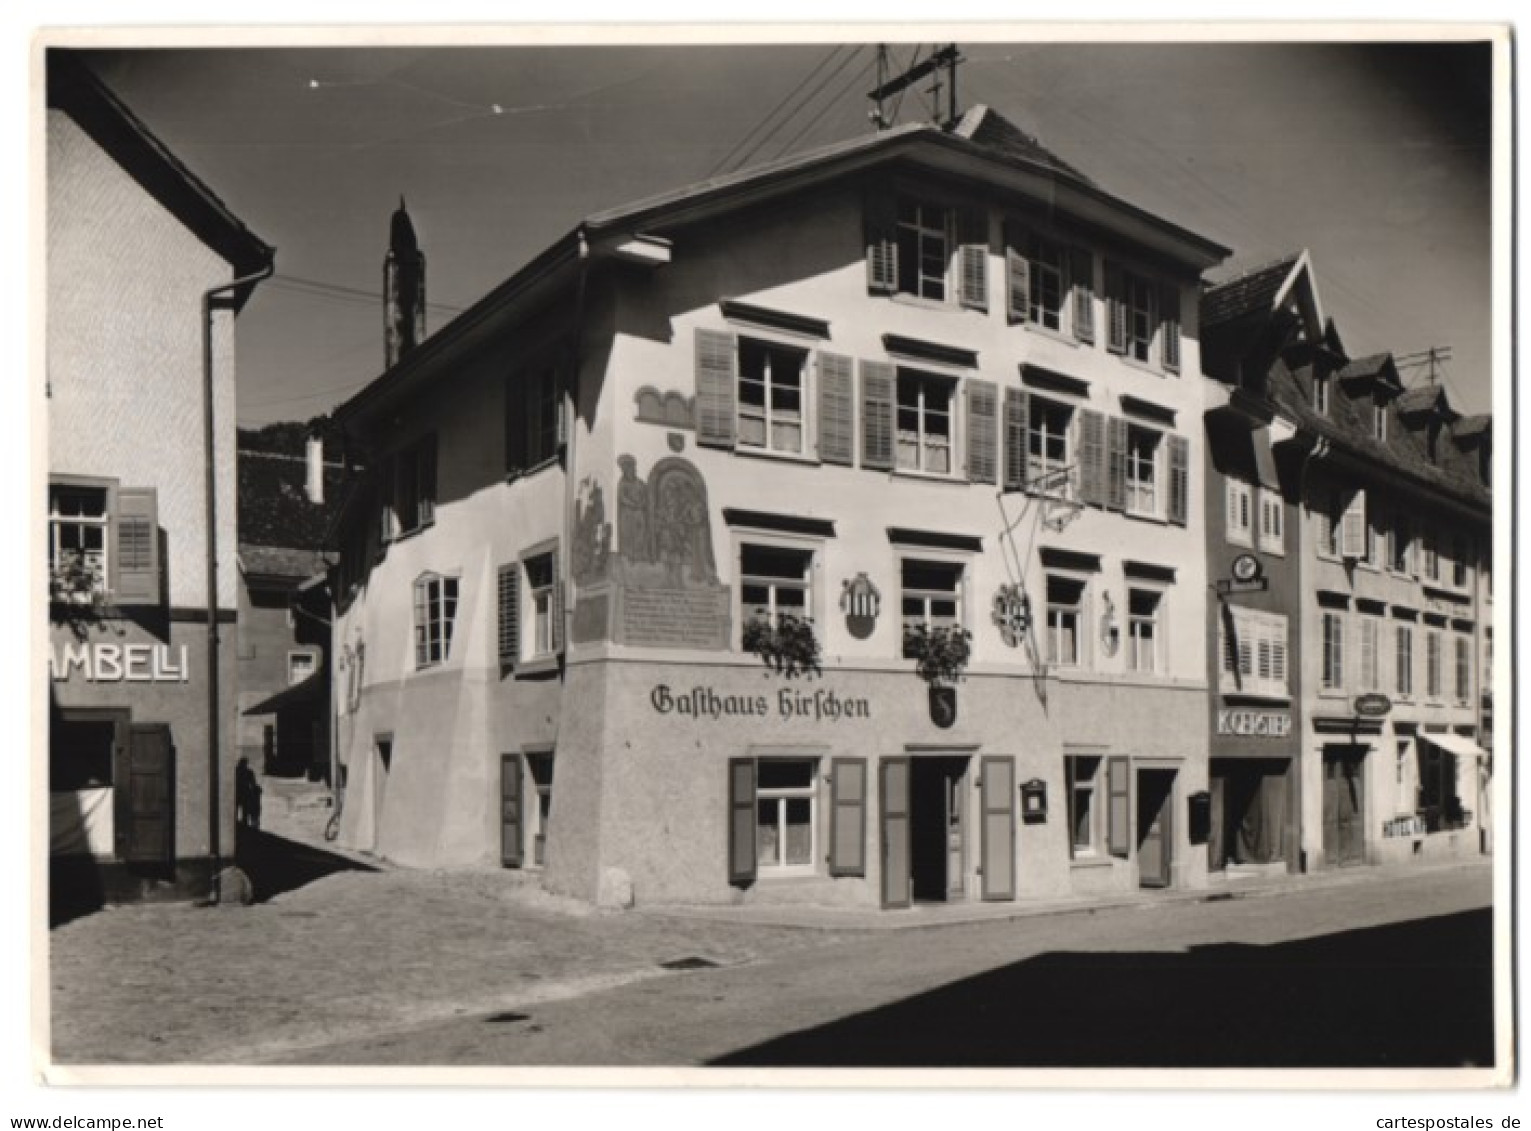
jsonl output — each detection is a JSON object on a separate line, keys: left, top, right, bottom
{"left": 709, "top": 909, "right": 1494, "bottom": 1068}
{"left": 235, "top": 824, "right": 376, "bottom": 904}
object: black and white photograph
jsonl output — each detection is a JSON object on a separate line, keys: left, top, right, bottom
{"left": 21, "top": 10, "right": 1515, "bottom": 1120}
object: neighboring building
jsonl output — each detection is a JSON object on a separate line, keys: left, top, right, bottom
{"left": 237, "top": 424, "right": 343, "bottom": 782}
{"left": 328, "top": 107, "right": 1230, "bottom": 909}
{"left": 1201, "top": 252, "right": 1491, "bottom": 874}
{"left": 46, "top": 55, "right": 274, "bottom": 909}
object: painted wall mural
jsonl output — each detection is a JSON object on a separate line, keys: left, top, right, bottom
{"left": 571, "top": 454, "right": 730, "bottom": 649}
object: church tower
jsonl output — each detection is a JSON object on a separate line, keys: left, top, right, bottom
{"left": 384, "top": 197, "right": 426, "bottom": 369}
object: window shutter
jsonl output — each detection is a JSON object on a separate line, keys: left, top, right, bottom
{"left": 817, "top": 351, "right": 856, "bottom": 466}
{"left": 958, "top": 211, "right": 989, "bottom": 311}
{"left": 1167, "top": 434, "right": 1189, "bottom": 526}
{"left": 859, "top": 360, "right": 895, "bottom": 470}
{"left": 728, "top": 757, "right": 757, "bottom": 886}
{"left": 114, "top": 487, "right": 159, "bottom": 605}
{"left": 1340, "top": 489, "right": 1367, "bottom": 559}
{"left": 879, "top": 757, "right": 911, "bottom": 909}
{"left": 500, "top": 753, "right": 524, "bottom": 868}
{"left": 828, "top": 757, "right": 867, "bottom": 877}
{"left": 979, "top": 756, "right": 1017, "bottom": 901}
{"left": 550, "top": 548, "right": 565, "bottom": 656}
{"left": 1106, "top": 755, "right": 1131, "bottom": 858}
{"left": 1004, "top": 220, "right": 1030, "bottom": 324}
{"left": 864, "top": 188, "right": 898, "bottom": 294}
{"left": 965, "top": 378, "right": 998, "bottom": 484}
{"left": 378, "top": 459, "right": 396, "bottom": 547}
{"left": 418, "top": 438, "right": 437, "bottom": 526}
{"left": 555, "top": 369, "right": 572, "bottom": 450}
{"left": 497, "top": 563, "right": 520, "bottom": 669}
{"left": 1070, "top": 247, "right": 1095, "bottom": 343}
{"left": 1003, "top": 387, "right": 1029, "bottom": 491}
{"left": 1104, "top": 261, "right": 1127, "bottom": 355}
{"left": 694, "top": 329, "right": 737, "bottom": 449}
{"left": 505, "top": 375, "right": 528, "bottom": 475}
{"left": 1076, "top": 409, "right": 1106, "bottom": 507}
{"left": 1105, "top": 415, "right": 1129, "bottom": 512}
{"left": 1159, "top": 282, "right": 1182, "bottom": 372}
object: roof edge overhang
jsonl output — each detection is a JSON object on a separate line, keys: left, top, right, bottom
{"left": 47, "top": 53, "right": 275, "bottom": 292}
{"left": 1310, "top": 432, "right": 1491, "bottom": 522}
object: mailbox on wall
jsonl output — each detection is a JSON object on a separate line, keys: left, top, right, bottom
{"left": 1188, "top": 790, "right": 1212, "bottom": 845}
{"left": 1020, "top": 779, "right": 1048, "bottom": 824}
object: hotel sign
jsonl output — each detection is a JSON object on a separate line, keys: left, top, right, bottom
{"left": 49, "top": 643, "right": 190, "bottom": 684}
{"left": 650, "top": 684, "right": 871, "bottom": 722}
{"left": 1217, "top": 708, "right": 1291, "bottom": 738}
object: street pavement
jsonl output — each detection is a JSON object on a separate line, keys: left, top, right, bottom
{"left": 47, "top": 845, "right": 1494, "bottom": 1070}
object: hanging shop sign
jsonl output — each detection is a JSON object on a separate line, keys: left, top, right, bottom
{"left": 49, "top": 642, "right": 190, "bottom": 684}
{"left": 1353, "top": 693, "right": 1393, "bottom": 718}
{"left": 1217, "top": 553, "right": 1268, "bottom": 595}
{"left": 650, "top": 683, "right": 872, "bottom": 722}
{"left": 1216, "top": 708, "right": 1291, "bottom": 738}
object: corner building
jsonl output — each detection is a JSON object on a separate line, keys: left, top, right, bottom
{"left": 329, "top": 107, "right": 1230, "bottom": 908}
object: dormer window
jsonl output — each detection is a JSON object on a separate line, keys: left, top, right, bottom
{"left": 1313, "top": 374, "right": 1329, "bottom": 415}
{"left": 1373, "top": 399, "right": 1387, "bottom": 442}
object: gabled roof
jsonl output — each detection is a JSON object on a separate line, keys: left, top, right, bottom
{"left": 1202, "top": 253, "right": 1305, "bottom": 327}
{"left": 47, "top": 52, "right": 274, "bottom": 287}
{"left": 238, "top": 448, "right": 343, "bottom": 560}
{"left": 1337, "top": 353, "right": 1393, "bottom": 381}
{"left": 337, "top": 104, "right": 1229, "bottom": 427}
{"left": 1397, "top": 384, "right": 1450, "bottom": 416}
{"left": 1453, "top": 414, "right": 1491, "bottom": 442}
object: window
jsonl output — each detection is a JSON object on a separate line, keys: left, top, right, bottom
{"left": 1125, "top": 272, "right": 1156, "bottom": 363}
{"left": 1451, "top": 535, "right": 1470, "bottom": 590}
{"left": 1046, "top": 575, "right": 1087, "bottom": 668}
{"left": 48, "top": 484, "right": 109, "bottom": 595}
{"left": 1395, "top": 623, "right": 1415, "bottom": 698}
{"left": 1320, "top": 488, "right": 1368, "bottom": 561}
{"left": 1358, "top": 617, "right": 1380, "bottom": 693}
{"left": 740, "top": 543, "right": 814, "bottom": 633}
{"left": 1125, "top": 425, "right": 1161, "bottom": 517}
{"left": 413, "top": 573, "right": 459, "bottom": 668}
{"left": 1220, "top": 607, "right": 1288, "bottom": 699}
{"left": 1425, "top": 629, "right": 1443, "bottom": 700}
{"left": 756, "top": 759, "right": 817, "bottom": 873}
{"left": 1258, "top": 490, "right": 1284, "bottom": 554}
{"left": 895, "top": 370, "right": 955, "bottom": 474}
{"left": 1027, "top": 232, "right": 1068, "bottom": 331}
{"left": 1321, "top": 611, "right": 1346, "bottom": 692}
{"left": 1373, "top": 399, "right": 1388, "bottom": 442}
{"left": 392, "top": 436, "right": 437, "bottom": 535}
{"left": 1454, "top": 636, "right": 1471, "bottom": 705}
{"left": 287, "top": 651, "right": 317, "bottom": 686}
{"left": 1225, "top": 479, "right": 1253, "bottom": 547}
{"left": 525, "top": 554, "right": 557, "bottom": 660}
{"left": 896, "top": 200, "right": 950, "bottom": 302}
{"left": 1391, "top": 514, "right": 1414, "bottom": 575}
{"left": 1127, "top": 588, "right": 1162, "bottom": 674}
{"left": 1422, "top": 531, "right": 1441, "bottom": 583}
{"left": 506, "top": 365, "right": 565, "bottom": 474}
{"left": 901, "top": 559, "right": 964, "bottom": 655}
{"left": 738, "top": 339, "right": 807, "bottom": 455}
{"left": 1027, "top": 397, "right": 1073, "bottom": 488}
{"left": 1313, "top": 374, "right": 1329, "bottom": 415}
{"left": 1066, "top": 756, "right": 1102, "bottom": 857}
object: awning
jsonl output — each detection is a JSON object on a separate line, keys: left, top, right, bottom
{"left": 1419, "top": 732, "right": 1487, "bottom": 759}
{"left": 243, "top": 669, "right": 326, "bottom": 716}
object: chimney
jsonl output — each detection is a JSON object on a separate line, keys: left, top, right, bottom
{"left": 305, "top": 434, "right": 326, "bottom": 505}
{"left": 384, "top": 196, "right": 426, "bottom": 369}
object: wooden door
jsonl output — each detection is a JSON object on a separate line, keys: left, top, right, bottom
{"left": 1323, "top": 749, "right": 1365, "bottom": 867}
{"left": 880, "top": 758, "right": 911, "bottom": 909}
{"left": 120, "top": 724, "right": 174, "bottom": 869}
{"left": 979, "top": 756, "right": 1016, "bottom": 901}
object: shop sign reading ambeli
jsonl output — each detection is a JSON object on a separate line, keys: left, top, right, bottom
{"left": 650, "top": 683, "right": 872, "bottom": 722}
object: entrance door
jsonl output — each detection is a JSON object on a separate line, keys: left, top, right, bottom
{"left": 500, "top": 753, "right": 524, "bottom": 868}
{"left": 120, "top": 724, "right": 174, "bottom": 870}
{"left": 1323, "top": 746, "right": 1366, "bottom": 867}
{"left": 879, "top": 758, "right": 911, "bottom": 909}
{"left": 1136, "top": 768, "right": 1175, "bottom": 888}
{"left": 910, "top": 757, "right": 968, "bottom": 902}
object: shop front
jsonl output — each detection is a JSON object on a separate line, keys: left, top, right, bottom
{"left": 1208, "top": 704, "right": 1299, "bottom": 877}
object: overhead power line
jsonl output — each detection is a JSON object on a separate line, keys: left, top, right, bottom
{"left": 771, "top": 51, "right": 879, "bottom": 162}
{"left": 708, "top": 46, "right": 846, "bottom": 178}
{"left": 724, "top": 46, "right": 867, "bottom": 175}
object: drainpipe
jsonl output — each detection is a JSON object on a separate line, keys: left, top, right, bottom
{"left": 202, "top": 259, "right": 275, "bottom": 904}
{"left": 1289, "top": 430, "right": 1329, "bottom": 875}
{"left": 561, "top": 230, "right": 591, "bottom": 662}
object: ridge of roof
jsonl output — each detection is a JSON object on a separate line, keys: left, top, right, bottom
{"left": 1201, "top": 251, "right": 1305, "bottom": 327}
{"left": 1338, "top": 353, "right": 1394, "bottom": 380}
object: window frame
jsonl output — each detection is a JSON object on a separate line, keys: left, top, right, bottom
{"left": 895, "top": 199, "right": 952, "bottom": 303}
{"left": 736, "top": 534, "right": 821, "bottom": 650}
{"left": 1044, "top": 571, "right": 1090, "bottom": 671}
{"left": 1124, "top": 423, "right": 1163, "bottom": 519}
{"left": 391, "top": 434, "right": 438, "bottom": 537}
{"left": 287, "top": 650, "right": 318, "bottom": 686}
{"left": 1066, "top": 755, "right": 1103, "bottom": 858}
{"left": 1257, "top": 488, "right": 1284, "bottom": 555}
{"left": 1425, "top": 628, "right": 1444, "bottom": 702}
{"left": 1027, "top": 230, "right": 1070, "bottom": 332}
{"left": 898, "top": 553, "right": 969, "bottom": 658}
{"left": 754, "top": 757, "right": 820, "bottom": 877}
{"left": 1373, "top": 398, "right": 1388, "bottom": 442}
{"left": 1313, "top": 373, "right": 1330, "bottom": 415}
{"left": 524, "top": 552, "right": 558, "bottom": 662}
{"left": 894, "top": 367, "right": 960, "bottom": 478}
{"left": 1026, "top": 395, "right": 1075, "bottom": 491}
{"left": 1320, "top": 610, "right": 1347, "bottom": 693}
{"left": 1395, "top": 621, "right": 1416, "bottom": 700}
{"left": 412, "top": 571, "right": 460, "bottom": 670}
{"left": 736, "top": 336, "right": 812, "bottom": 458}
{"left": 1358, "top": 615, "right": 1382, "bottom": 693}
{"left": 48, "top": 479, "right": 114, "bottom": 599}
{"left": 1220, "top": 606, "right": 1289, "bottom": 700}
{"left": 1453, "top": 634, "right": 1472, "bottom": 706}
{"left": 1225, "top": 478, "right": 1254, "bottom": 548}
{"left": 1124, "top": 271, "right": 1157, "bottom": 364}
{"left": 1126, "top": 586, "right": 1165, "bottom": 675}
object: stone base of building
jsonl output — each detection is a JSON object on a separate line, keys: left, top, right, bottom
{"left": 50, "top": 855, "right": 220, "bottom": 925}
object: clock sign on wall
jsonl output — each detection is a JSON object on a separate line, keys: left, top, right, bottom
{"left": 1220, "top": 553, "right": 1267, "bottom": 594}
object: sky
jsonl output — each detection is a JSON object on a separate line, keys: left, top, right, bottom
{"left": 62, "top": 35, "right": 1498, "bottom": 427}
